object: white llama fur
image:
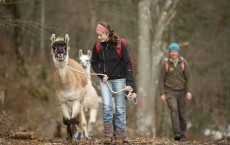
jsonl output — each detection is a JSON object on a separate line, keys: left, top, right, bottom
{"left": 50, "top": 34, "right": 88, "bottom": 140}
{"left": 79, "top": 49, "right": 99, "bottom": 138}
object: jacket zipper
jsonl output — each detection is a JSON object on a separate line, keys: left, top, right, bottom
{"left": 101, "top": 45, "right": 107, "bottom": 73}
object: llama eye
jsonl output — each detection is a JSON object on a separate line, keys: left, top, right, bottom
{"left": 52, "top": 47, "right": 56, "bottom": 51}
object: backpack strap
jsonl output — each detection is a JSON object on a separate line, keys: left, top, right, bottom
{"left": 180, "top": 57, "right": 185, "bottom": 71}
{"left": 116, "top": 38, "right": 129, "bottom": 57}
{"left": 116, "top": 39, "right": 122, "bottom": 58}
{"left": 164, "top": 58, "right": 169, "bottom": 72}
{"left": 95, "top": 40, "right": 101, "bottom": 54}
{"left": 117, "top": 38, "right": 134, "bottom": 68}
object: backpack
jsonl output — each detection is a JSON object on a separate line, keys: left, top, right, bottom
{"left": 95, "top": 38, "right": 134, "bottom": 68}
{"left": 164, "top": 57, "right": 185, "bottom": 72}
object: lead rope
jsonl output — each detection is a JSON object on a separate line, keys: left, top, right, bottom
{"left": 67, "top": 64, "right": 138, "bottom": 105}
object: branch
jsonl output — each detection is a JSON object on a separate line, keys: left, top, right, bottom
{"left": 9, "top": 131, "right": 37, "bottom": 139}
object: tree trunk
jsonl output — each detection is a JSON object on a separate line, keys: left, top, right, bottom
{"left": 137, "top": 0, "right": 152, "bottom": 135}
{"left": 149, "top": 0, "right": 179, "bottom": 137}
{"left": 87, "top": 0, "right": 97, "bottom": 48}
{"left": 0, "top": 87, "right": 6, "bottom": 115}
{"left": 137, "top": 0, "right": 180, "bottom": 137}
{"left": 11, "top": 4, "right": 28, "bottom": 76}
{"left": 40, "top": 0, "right": 45, "bottom": 61}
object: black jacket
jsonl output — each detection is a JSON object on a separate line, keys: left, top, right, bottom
{"left": 91, "top": 41, "right": 136, "bottom": 93}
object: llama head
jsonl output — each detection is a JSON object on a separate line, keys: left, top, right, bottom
{"left": 79, "top": 49, "right": 92, "bottom": 69}
{"left": 51, "top": 34, "right": 70, "bottom": 62}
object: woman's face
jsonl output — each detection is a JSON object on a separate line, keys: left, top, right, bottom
{"left": 170, "top": 50, "right": 179, "bottom": 59}
{"left": 96, "top": 29, "right": 109, "bottom": 42}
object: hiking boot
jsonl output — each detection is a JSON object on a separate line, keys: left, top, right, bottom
{"left": 104, "top": 136, "right": 112, "bottom": 144}
{"left": 123, "top": 137, "right": 132, "bottom": 144}
{"left": 180, "top": 134, "right": 186, "bottom": 141}
{"left": 115, "top": 138, "right": 123, "bottom": 144}
{"left": 174, "top": 134, "right": 181, "bottom": 141}
{"left": 104, "top": 123, "right": 113, "bottom": 136}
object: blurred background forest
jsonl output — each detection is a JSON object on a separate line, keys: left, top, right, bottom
{"left": 0, "top": 0, "right": 230, "bottom": 142}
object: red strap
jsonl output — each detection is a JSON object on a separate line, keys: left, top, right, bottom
{"left": 180, "top": 57, "right": 185, "bottom": 71}
{"left": 117, "top": 39, "right": 122, "bottom": 57}
{"left": 118, "top": 39, "right": 134, "bottom": 68}
{"left": 95, "top": 40, "right": 101, "bottom": 54}
{"left": 117, "top": 38, "right": 130, "bottom": 56}
{"left": 164, "top": 58, "right": 169, "bottom": 72}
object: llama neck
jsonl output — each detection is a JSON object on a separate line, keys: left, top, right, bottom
{"left": 58, "top": 65, "right": 69, "bottom": 82}
{"left": 85, "top": 64, "right": 91, "bottom": 80}
{"left": 53, "top": 55, "right": 69, "bottom": 82}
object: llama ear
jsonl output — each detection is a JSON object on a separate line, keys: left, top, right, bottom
{"left": 79, "top": 49, "right": 83, "bottom": 58}
{"left": 50, "top": 34, "right": 56, "bottom": 44}
{"left": 87, "top": 50, "right": 92, "bottom": 58}
{"left": 64, "top": 34, "right": 69, "bottom": 44}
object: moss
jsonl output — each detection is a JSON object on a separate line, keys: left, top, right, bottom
{"left": 32, "top": 88, "right": 49, "bottom": 102}
{"left": 197, "top": 67, "right": 210, "bottom": 77}
{"left": 189, "top": 114, "right": 214, "bottom": 133}
{"left": 193, "top": 65, "right": 211, "bottom": 77}
{"left": 39, "top": 67, "right": 48, "bottom": 81}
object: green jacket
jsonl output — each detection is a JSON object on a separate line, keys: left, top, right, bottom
{"left": 159, "top": 56, "right": 192, "bottom": 96}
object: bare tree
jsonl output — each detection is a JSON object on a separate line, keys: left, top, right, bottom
{"left": 137, "top": 0, "right": 152, "bottom": 135}
{"left": 11, "top": 4, "right": 28, "bottom": 76}
{"left": 40, "top": 0, "right": 45, "bottom": 60}
{"left": 137, "top": 0, "right": 179, "bottom": 136}
{"left": 0, "top": 87, "right": 6, "bottom": 115}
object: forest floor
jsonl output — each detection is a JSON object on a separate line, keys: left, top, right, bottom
{"left": 1, "top": 115, "right": 230, "bottom": 145}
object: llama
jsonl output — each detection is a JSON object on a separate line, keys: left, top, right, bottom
{"left": 50, "top": 34, "right": 88, "bottom": 140}
{"left": 79, "top": 49, "right": 99, "bottom": 138}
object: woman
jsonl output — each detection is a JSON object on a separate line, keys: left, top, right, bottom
{"left": 91, "top": 22, "right": 137, "bottom": 144}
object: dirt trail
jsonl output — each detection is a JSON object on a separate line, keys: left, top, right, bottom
{"left": 0, "top": 115, "right": 229, "bottom": 145}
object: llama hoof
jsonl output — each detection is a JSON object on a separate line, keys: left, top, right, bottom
{"left": 75, "top": 131, "right": 84, "bottom": 140}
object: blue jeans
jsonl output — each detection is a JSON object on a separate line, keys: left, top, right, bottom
{"left": 99, "top": 78, "right": 126, "bottom": 129}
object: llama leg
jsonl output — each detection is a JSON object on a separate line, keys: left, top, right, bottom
{"left": 71, "top": 100, "right": 81, "bottom": 119}
{"left": 88, "top": 108, "right": 97, "bottom": 136}
{"left": 72, "top": 109, "right": 86, "bottom": 140}
{"left": 60, "top": 103, "right": 71, "bottom": 120}
{"left": 60, "top": 103, "right": 72, "bottom": 140}
{"left": 81, "top": 108, "right": 90, "bottom": 139}
{"left": 70, "top": 100, "right": 84, "bottom": 140}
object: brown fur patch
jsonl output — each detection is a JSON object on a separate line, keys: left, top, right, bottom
{"left": 54, "top": 59, "right": 87, "bottom": 102}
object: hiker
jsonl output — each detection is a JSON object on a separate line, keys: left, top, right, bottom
{"left": 91, "top": 22, "right": 137, "bottom": 144}
{"left": 159, "top": 43, "right": 192, "bottom": 141}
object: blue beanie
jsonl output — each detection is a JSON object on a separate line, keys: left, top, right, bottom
{"left": 168, "top": 43, "right": 180, "bottom": 52}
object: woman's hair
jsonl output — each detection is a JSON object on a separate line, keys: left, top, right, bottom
{"left": 99, "top": 22, "right": 119, "bottom": 48}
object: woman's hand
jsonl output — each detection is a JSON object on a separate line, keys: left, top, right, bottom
{"left": 125, "top": 86, "right": 133, "bottom": 91}
{"left": 131, "top": 93, "right": 137, "bottom": 99}
{"left": 102, "top": 75, "right": 108, "bottom": 82}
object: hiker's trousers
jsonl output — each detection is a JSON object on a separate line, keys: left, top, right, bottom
{"left": 99, "top": 78, "right": 126, "bottom": 130}
{"left": 165, "top": 90, "right": 187, "bottom": 135}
